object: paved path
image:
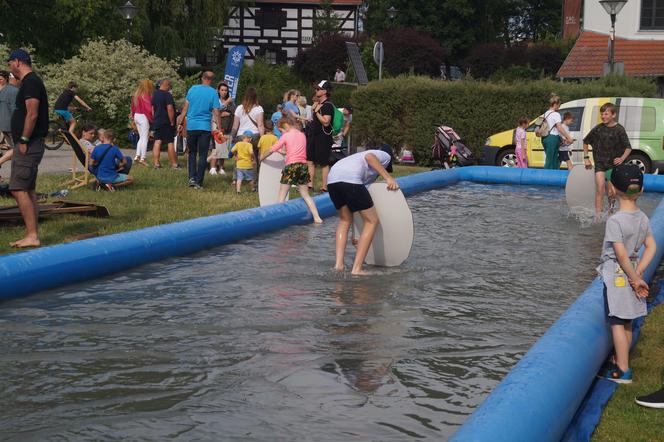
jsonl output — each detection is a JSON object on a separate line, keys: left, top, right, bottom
{"left": 0, "top": 146, "right": 135, "bottom": 181}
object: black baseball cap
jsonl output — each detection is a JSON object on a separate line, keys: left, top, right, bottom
{"left": 6, "top": 49, "right": 31, "bottom": 64}
{"left": 379, "top": 144, "right": 394, "bottom": 173}
{"left": 315, "top": 80, "right": 331, "bottom": 91}
{"left": 611, "top": 163, "right": 643, "bottom": 194}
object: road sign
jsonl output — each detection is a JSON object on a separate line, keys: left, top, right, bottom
{"left": 373, "top": 41, "right": 384, "bottom": 81}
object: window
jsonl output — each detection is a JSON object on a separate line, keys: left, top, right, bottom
{"left": 255, "top": 8, "right": 287, "bottom": 29}
{"left": 641, "top": 0, "right": 664, "bottom": 30}
{"left": 559, "top": 107, "right": 584, "bottom": 131}
{"left": 259, "top": 46, "right": 287, "bottom": 65}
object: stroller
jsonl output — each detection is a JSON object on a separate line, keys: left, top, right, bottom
{"left": 431, "top": 125, "right": 475, "bottom": 168}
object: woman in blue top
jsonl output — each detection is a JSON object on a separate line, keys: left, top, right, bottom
{"left": 283, "top": 89, "right": 301, "bottom": 122}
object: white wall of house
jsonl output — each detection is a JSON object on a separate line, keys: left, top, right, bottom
{"left": 584, "top": 0, "right": 664, "bottom": 40}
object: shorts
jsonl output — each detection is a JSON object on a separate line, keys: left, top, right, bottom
{"left": 9, "top": 138, "right": 45, "bottom": 191}
{"left": 328, "top": 182, "right": 373, "bottom": 213}
{"left": 603, "top": 284, "right": 632, "bottom": 326}
{"left": 280, "top": 162, "right": 309, "bottom": 185}
{"left": 154, "top": 125, "right": 175, "bottom": 142}
{"left": 236, "top": 168, "right": 254, "bottom": 182}
{"left": 112, "top": 173, "right": 129, "bottom": 184}
{"left": 558, "top": 150, "right": 571, "bottom": 162}
{"left": 54, "top": 109, "right": 73, "bottom": 122}
{"left": 306, "top": 138, "right": 332, "bottom": 167}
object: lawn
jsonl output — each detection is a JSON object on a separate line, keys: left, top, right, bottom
{"left": 0, "top": 162, "right": 428, "bottom": 255}
{"left": 592, "top": 301, "right": 664, "bottom": 441}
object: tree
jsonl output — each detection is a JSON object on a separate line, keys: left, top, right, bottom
{"left": 293, "top": 34, "right": 351, "bottom": 83}
{"left": 0, "top": 0, "right": 232, "bottom": 64}
{"left": 41, "top": 39, "right": 185, "bottom": 132}
{"left": 379, "top": 28, "right": 445, "bottom": 77}
{"left": 312, "top": 0, "right": 341, "bottom": 43}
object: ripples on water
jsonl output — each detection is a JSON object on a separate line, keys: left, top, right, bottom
{"left": 1, "top": 183, "right": 661, "bottom": 441}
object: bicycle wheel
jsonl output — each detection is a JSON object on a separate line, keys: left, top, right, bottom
{"left": 45, "top": 120, "right": 65, "bottom": 150}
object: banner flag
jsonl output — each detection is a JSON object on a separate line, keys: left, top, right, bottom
{"left": 563, "top": 0, "right": 582, "bottom": 39}
{"left": 223, "top": 45, "right": 247, "bottom": 100}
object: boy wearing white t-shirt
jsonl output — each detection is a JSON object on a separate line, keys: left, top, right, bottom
{"left": 327, "top": 148, "right": 399, "bottom": 275}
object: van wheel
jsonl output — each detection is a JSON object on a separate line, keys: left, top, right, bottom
{"left": 625, "top": 153, "right": 651, "bottom": 174}
{"left": 496, "top": 148, "right": 517, "bottom": 167}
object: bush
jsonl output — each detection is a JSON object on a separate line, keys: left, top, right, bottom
{"left": 379, "top": 28, "right": 445, "bottom": 77}
{"left": 350, "top": 76, "right": 657, "bottom": 165}
{"left": 293, "top": 34, "right": 353, "bottom": 83}
{"left": 41, "top": 39, "right": 185, "bottom": 135}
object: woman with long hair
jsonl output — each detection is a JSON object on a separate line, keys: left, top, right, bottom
{"left": 130, "top": 79, "right": 154, "bottom": 166}
{"left": 231, "top": 87, "right": 264, "bottom": 187}
{"left": 209, "top": 81, "right": 236, "bottom": 175}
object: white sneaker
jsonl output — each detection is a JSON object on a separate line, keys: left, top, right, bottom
{"left": 209, "top": 168, "right": 217, "bottom": 175}
{"left": 218, "top": 168, "right": 226, "bottom": 175}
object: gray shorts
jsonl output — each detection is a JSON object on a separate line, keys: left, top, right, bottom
{"left": 9, "top": 138, "right": 45, "bottom": 191}
{"left": 236, "top": 168, "right": 254, "bottom": 182}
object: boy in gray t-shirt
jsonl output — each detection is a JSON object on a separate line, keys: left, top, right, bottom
{"left": 597, "top": 164, "right": 656, "bottom": 384}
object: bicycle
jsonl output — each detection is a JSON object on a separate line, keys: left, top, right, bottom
{"left": 45, "top": 109, "right": 90, "bottom": 150}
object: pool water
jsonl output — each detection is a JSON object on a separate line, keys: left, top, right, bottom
{"left": 1, "top": 184, "right": 662, "bottom": 440}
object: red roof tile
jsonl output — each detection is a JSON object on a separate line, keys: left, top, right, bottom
{"left": 557, "top": 31, "right": 664, "bottom": 78}
{"left": 254, "top": 0, "right": 362, "bottom": 5}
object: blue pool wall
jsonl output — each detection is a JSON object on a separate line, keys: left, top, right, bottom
{"left": 3, "top": 166, "right": 664, "bottom": 441}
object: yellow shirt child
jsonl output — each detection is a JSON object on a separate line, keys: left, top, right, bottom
{"left": 231, "top": 140, "right": 255, "bottom": 170}
{"left": 258, "top": 133, "right": 278, "bottom": 157}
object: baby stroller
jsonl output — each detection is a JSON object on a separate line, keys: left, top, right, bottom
{"left": 431, "top": 125, "right": 475, "bottom": 168}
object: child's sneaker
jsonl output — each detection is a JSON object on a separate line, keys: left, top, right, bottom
{"left": 635, "top": 387, "right": 664, "bottom": 408}
{"left": 218, "top": 168, "right": 226, "bottom": 175}
{"left": 209, "top": 168, "right": 217, "bottom": 176}
{"left": 600, "top": 367, "right": 632, "bottom": 384}
{"left": 104, "top": 183, "right": 116, "bottom": 192}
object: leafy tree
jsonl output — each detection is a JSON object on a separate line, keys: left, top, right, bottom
{"left": 0, "top": 0, "right": 124, "bottom": 63}
{"left": 379, "top": 28, "right": 445, "bottom": 77}
{"left": 293, "top": 34, "right": 351, "bottom": 83}
{"left": 41, "top": 39, "right": 185, "bottom": 133}
{"left": 312, "top": 0, "right": 341, "bottom": 43}
{"left": 0, "top": 0, "right": 232, "bottom": 64}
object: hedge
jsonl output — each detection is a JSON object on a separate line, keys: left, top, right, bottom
{"left": 350, "top": 76, "right": 658, "bottom": 165}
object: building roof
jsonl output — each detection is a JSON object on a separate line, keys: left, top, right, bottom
{"left": 254, "top": 0, "right": 362, "bottom": 4}
{"left": 558, "top": 31, "right": 664, "bottom": 78}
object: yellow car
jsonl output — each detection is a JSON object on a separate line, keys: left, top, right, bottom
{"left": 480, "top": 97, "right": 664, "bottom": 173}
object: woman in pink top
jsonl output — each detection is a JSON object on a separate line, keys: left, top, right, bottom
{"left": 260, "top": 117, "right": 322, "bottom": 223}
{"left": 515, "top": 116, "right": 529, "bottom": 168}
{"left": 130, "top": 79, "right": 154, "bottom": 166}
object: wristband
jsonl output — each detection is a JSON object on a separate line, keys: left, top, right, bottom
{"left": 583, "top": 155, "right": 589, "bottom": 159}
{"left": 20, "top": 136, "right": 29, "bottom": 143}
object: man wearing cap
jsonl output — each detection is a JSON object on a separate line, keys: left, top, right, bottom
{"left": 6, "top": 49, "right": 49, "bottom": 247}
{"left": 0, "top": 70, "right": 18, "bottom": 151}
{"left": 176, "top": 71, "right": 221, "bottom": 189}
{"left": 307, "top": 80, "right": 335, "bottom": 192}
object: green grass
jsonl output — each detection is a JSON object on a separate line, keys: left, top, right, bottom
{"left": 592, "top": 302, "right": 664, "bottom": 441}
{"left": 0, "top": 163, "right": 428, "bottom": 255}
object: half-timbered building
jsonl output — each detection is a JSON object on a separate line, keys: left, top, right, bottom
{"left": 222, "top": 0, "right": 363, "bottom": 65}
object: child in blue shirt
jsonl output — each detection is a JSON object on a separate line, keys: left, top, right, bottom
{"left": 90, "top": 129, "right": 134, "bottom": 191}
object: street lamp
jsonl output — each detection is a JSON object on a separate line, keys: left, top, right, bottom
{"left": 599, "top": 0, "right": 627, "bottom": 75}
{"left": 119, "top": 1, "right": 139, "bottom": 32}
{"left": 387, "top": 6, "right": 398, "bottom": 20}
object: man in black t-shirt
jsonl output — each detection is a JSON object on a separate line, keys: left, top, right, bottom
{"left": 7, "top": 49, "right": 48, "bottom": 248}
{"left": 151, "top": 79, "right": 178, "bottom": 168}
{"left": 306, "top": 80, "right": 334, "bottom": 192}
{"left": 54, "top": 81, "right": 92, "bottom": 133}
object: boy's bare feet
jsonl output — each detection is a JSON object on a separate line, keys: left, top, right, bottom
{"left": 333, "top": 265, "right": 345, "bottom": 272}
{"left": 313, "top": 217, "right": 323, "bottom": 224}
{"left": 10, "top": 237, "right": 41, "bottom": 248}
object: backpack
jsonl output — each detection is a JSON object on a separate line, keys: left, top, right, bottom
{"left": 321, "top": 102, "right": 345, "bottom": 136}
{"left": 535, "top": 111, "right": 553, "bottom": 137}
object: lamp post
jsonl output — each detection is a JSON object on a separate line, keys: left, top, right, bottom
{"left": 119, "top": 1, "right": 139, "bottom": 36}
{"left": 599, "top": 0, "right": 627, "bottom": 75}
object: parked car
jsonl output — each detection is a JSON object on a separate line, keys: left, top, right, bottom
{"left": 481, "top": 97, "right": 664, "bottom": 173}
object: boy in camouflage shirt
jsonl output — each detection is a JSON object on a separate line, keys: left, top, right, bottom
{"left": 583, "top": 102, "right": 632, "bottom": 219}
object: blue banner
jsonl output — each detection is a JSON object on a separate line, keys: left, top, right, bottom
{"left": 223, "top": 45, "right": 247, "bottom": 101}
